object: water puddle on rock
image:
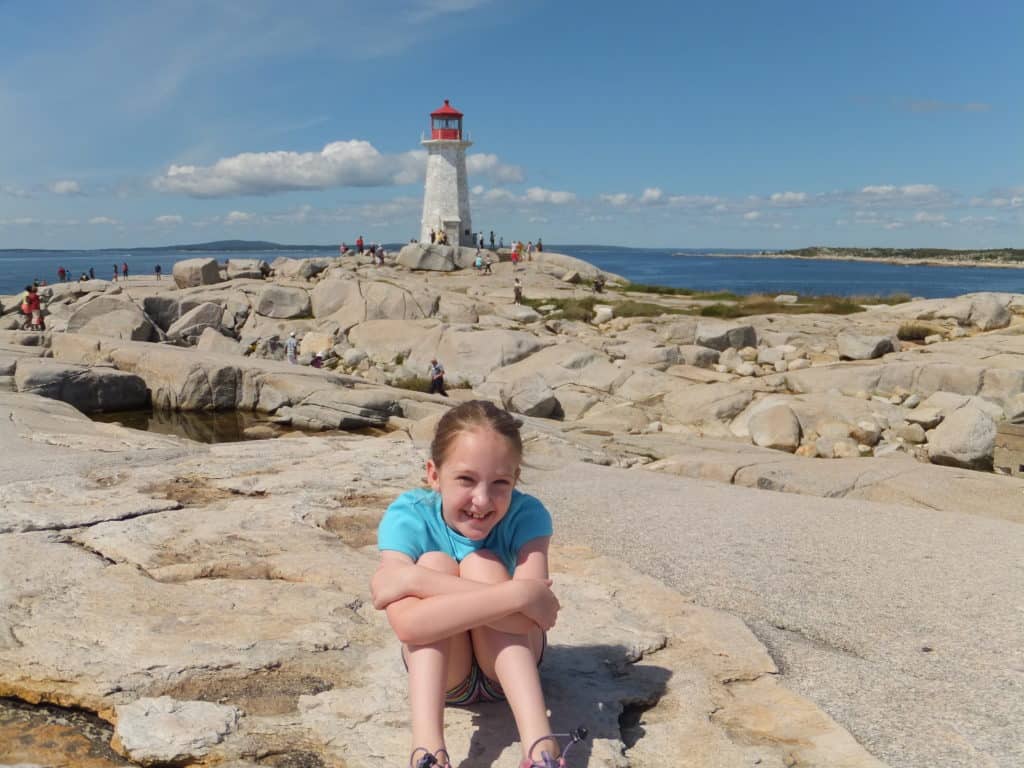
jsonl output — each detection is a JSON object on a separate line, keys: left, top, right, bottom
{"left": 0, "top": 697, "right": 131, "bottom": 768}
{"left": 89, "top": 408, "right": 386, "bottom": 444}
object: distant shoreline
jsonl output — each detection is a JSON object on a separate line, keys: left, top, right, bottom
{"left": 699, "top": 250, "right": 1024, "bottom": 270}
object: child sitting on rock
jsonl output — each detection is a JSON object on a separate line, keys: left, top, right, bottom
{"left": 373, "top": 401, "right": 571, "bottom": 768}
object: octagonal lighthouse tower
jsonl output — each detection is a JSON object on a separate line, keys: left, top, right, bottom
{"left": 420, "top": 99, "right": 473, "bottom": 247}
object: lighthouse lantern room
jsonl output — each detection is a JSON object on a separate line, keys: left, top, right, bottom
{"left": 420, "top": 99, "right": 473, "bottom": 246}
{"left": 431, "top": 99, "right": 463, "bottom": 140}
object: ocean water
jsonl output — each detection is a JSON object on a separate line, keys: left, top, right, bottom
{"left": 2, "top": 245, "right": 1022, "bottom": 299}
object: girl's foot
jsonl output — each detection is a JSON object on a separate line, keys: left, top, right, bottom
{"left": 409, "top": 747, "right": 451, "bottom": 768}
{"left": 521, "top": 727, "right": 588, "bottom": 768}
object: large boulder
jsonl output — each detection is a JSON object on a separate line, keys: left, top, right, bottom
{"left": 226, "top": 258, "right": 269, "bottom": 280}
{"left": 926, "top": 406, "right": 997, "bottom": 469}
{"left": 837, "top": 333, "right": 896, "bottom": 361}
{"left": 256, "top": 285, "right": 312, "bottom": 319}
{"left": 748, "top": 404, "right": 802, "bottom": 453}
{"left": 14, "top": 358, "right": 149, "bottom": 413}
{"left": 166, "top": 302, "right": 226, "bottom": 342}
{"left": 311, "top": 276, "right": 360, "bottom": 318}
{"left": 396, "top": 243, "right": 457, "bottom": 271}
{"left": 66, "top": 297, "right": 155, "bottom": 341}
{"left": 142, "top": 296, "right": 206, "bottom": 332}
{"left": 173, "top": 258, "right": 221, "bottom": 288}
{"left": 195, "top": 327, "right": 241, "bottom": 356}
{"left": 695, "top": 320, "right": 757, "bottom": 351}
{"left": 968, "top": 294, "right": 1011, "bottom": 331}
{"left": 270, "top": 257, "right": 333, "bottom": 281}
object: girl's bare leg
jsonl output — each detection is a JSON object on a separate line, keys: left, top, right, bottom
{"left": 404, "top": 552, "right": 473, "bottom": 761}
{"left": 459, "top": 551, "right": 557, "bottom": 762}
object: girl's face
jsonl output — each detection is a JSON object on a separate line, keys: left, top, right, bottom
{"left": 426, "top": 427, "right": 520, "bottom": 541}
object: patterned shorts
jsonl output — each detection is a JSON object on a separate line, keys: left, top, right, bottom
{"left": 404, "top": 633, "right": 546, "bottom": 707}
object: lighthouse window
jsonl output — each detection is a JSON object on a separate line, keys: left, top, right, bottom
{"left": 434, "top": 118, "right": 459, "bottom": 130}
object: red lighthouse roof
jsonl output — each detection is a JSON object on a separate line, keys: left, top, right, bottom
{"left": 431, "top": 99, "right": 463, "bottom": 118}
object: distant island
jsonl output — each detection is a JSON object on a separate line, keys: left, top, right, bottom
{"left": 777, "top": 246, "right": 1024, "bottom": 265}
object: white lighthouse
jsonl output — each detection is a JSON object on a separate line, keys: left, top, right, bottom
{"left": 420, "top": 99, "right": 473, "bottom": 247}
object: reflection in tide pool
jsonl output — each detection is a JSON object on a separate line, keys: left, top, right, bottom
{"left": 91, "top": 408, "right": 286, "bottom": 444}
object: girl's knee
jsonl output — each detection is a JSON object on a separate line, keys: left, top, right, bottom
{"left": 416, "top": 551, "right": 460, "bottom": 575}
{"left": 459, "top": 550, "right": 509, "bottom": 583}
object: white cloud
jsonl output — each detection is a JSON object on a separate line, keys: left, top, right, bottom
{"left": 667, "top": 194, "right": 724, "bottom": 209}
{"left": 640, "top": 187, "right": 663, "bottom": 204}
{"left": 467, "top": 153, "right": 523, "bottom": 183}
{"left": 769, "top": 191, "right": 808, "bottom": 205}
{"left": 154, "top": 140, "right": 427, "bottom": 198}
{"left": 52, "top": 180, "right": 82, "bottom": 195}
{"left": 600, "top": 193, "right": 632, "bottom": 207}
{"left": 89, "top": 216, "right": 118, "bottom": 225}
{"left": 225, "top": 211, "right": 254, "bottom": 224}
{"left": 10, "top": 217, "right": 40, "bottom": 225}
{"left": 912, "top": 211, "right": 947, "bottom": 223}
{"left": 743, "top": 211, "right": 761, "bottom": 221}
{"left": 2, "top": 184, "right": 31, "bottom": 198}
{"left": 884, "top": 221, "right": 905, "bottom": 230}
{"left": 524, "top": 187, "right": 576, "bottom": 205}
{"left": 480, "top": 187, "right": 517, "bottom": 203}
{"left": 154, "top": 214, "right": 184, "bottom": 224}
{"left": 856, "top": 184, "right": 949, "bottom": 207}
{"left": 153, "top": 140, "right": 523, "bottom": 198}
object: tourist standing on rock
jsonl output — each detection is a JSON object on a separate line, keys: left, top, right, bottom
{"left": 112, "top": 264, "right": 119, "bottom": 282}
{"left": 357, "top": 235, "right": 365, "bottom": 254}
{"left": 527, "top": 241, "right": 535, "bottom": 261}
{"left": 286, "top": 331, "right": 298, "bottom": 364}
{"left": 57, "top": 266, "right": 66, "bottom": 282}
{"left": 513, "top": 277, "right": 524, "bottom": 305}
{"left": 489, "top": 230, "right": 495, "bottom": 249}
{"left": 122, "top": 262, "right": 129, "bottom": 279}
{"left": 536, "top": 238, "right": 543, "bottom": 252}
{"left": 89, "top": 267, "right": 95, "bottom": 280}
{"left": 154, "top": 264, "right": 162, "bottom": 280}
{"left": 23, "top": 285, "right": 44, "bottom": 330}
{"left": 311, "top": 352, "right": 324, "bottom": 369}
{"left": 373, "top": 400, "right": 567, "bottom": 768}
{"left": 427, "top": 358, "right": 448, "bottom": 397}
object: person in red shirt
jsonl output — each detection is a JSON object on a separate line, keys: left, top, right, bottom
{"left": 356, "top": 236, "right": 364, "bottom": 254}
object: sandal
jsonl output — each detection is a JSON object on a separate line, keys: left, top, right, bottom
{"left": 410, "top": 747, "right": 452, "bottom": 768}
{"left": 520, "top": 727, "right": 588, "bottom": 768}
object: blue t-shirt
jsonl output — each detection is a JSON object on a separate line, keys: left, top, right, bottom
{"left": 378, "top": 487, "right": 553, "bottom": 575}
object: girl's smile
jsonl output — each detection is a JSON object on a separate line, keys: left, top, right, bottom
{"left": 426, "top": 427, "right": 520, "bottom": 541}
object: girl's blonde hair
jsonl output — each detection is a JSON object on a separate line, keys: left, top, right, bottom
{"left": 431, "top": 400, "right": 523, "bottom": 467}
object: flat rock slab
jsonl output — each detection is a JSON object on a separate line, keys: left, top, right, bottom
{"left": 112, "top": 697, "right": 240, "bottom": 765}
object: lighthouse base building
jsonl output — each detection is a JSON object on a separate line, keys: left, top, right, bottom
{"left": 420, "top": 100, "right": 473, "bottom": 247}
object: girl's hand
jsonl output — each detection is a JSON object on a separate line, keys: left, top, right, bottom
{"left": 517, "top": 579, "right": 560, "bottom": 630}
{"left": 371, "top": 564, "right": 413, "bottom": 610}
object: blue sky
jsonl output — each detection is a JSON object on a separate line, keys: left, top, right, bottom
{"left": 1, "top": 0, "right": 1021, "bottom": 250}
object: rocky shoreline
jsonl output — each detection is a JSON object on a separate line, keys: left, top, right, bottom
{"left": 1, "top": 243, "right": 1022, "bottom": 767}
{"left": 706, "top": 249, "right": 1024, "bottom": 270}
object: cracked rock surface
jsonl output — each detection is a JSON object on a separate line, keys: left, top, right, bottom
{"left": 0, "top": 393, "right": 884, "bottom": 768}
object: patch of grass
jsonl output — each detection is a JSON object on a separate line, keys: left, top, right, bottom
{"left": 523, "top": 296, "right": 597, "bottom": 322}
{"left": 699, "top": 303, "right": 743, "bottom": 318}
{"left": 618, "top": 282, "right": 697, "bottom": 296}
{"left": 851, "top": 292, "right": 913, "bottom": 305}
{"left": 897, "top": 321, "right": 942, "bottom": 341}
{"left": 389, "top": 374, "right": 431, "bottom": 392}
{"left": 612, "top": 299, "right": 690, "bottom": 318}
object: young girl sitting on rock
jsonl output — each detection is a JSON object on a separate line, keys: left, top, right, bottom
{"left": 373, "top": 401, "right": 569, "bottom": 768}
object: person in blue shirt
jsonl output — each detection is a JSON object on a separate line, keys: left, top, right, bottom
{"left": 374, "top": 401, "right": 564, "bottom": 768}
